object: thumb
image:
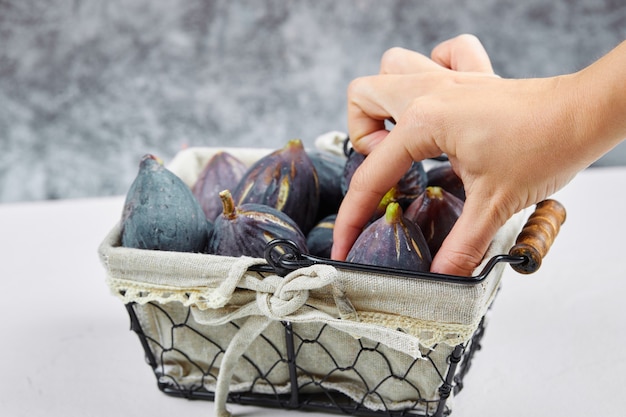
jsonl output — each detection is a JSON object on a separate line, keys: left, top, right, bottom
{"left": 430, "top": 196, "right": 506, "bottom": 276}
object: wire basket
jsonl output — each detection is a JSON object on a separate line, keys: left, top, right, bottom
{"left": 123, "top": 300, "right": 489, "bottom": 417}
{"left": 98, "top": 145, "right": 565, "bottom": 417}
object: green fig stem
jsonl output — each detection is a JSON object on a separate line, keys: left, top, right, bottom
{"left": 219, "top": 189, "right": 238, "bottom": 219}
{"left": 378, "top": 187, "right": 398, "bottom": 212}
{"left": 426, "top": 186, "right": 444, "bottom": 200}
{"left": 286, "top": 138, "right": 304, "bottom": 150}
{"left": 385, "top": 202, "right": 402, "bottom": 224}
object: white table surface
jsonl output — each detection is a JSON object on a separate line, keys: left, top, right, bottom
{"left": 1, "top": 166, "right": 625, "bottom": 417}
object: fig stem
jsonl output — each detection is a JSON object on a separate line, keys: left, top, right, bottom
{"left": 219, "top": 189, "right": 237, "bottom": 219}
{"left": 385, "top": 202, "right": 402, "bottom": 224}
{"left": 378, "top": 187, "right": 398, "bottom": 213}
{"left": 426, "top": 186, "right": 444, "bottom": 200}
{"left": 286, "top": 138, "right": 304, "bottom": 149}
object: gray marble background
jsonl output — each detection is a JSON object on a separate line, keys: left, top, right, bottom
{"left": 2, "top": 0, "right": 626, "bottom": 203}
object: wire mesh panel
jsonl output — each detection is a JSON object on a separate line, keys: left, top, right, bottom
{"left": 126, "top": 300, "right": 488, "bottom": 417}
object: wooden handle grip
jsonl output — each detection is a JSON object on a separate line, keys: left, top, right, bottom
{"left": 509, "top": 199, "right": 566, "bottom": 274}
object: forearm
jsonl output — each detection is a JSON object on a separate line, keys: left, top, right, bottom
{"left": 568, "top": 40, "right": 626, "bottom": 166}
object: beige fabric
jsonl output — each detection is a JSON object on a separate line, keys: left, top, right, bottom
{"left": 100, "top": 205, "right": 523, "bottom": 336}
{"left": 98, "top": 143, "right": 526, "bottom": 417}
{"left": 313, "top": 130, "right": 349, "bottom": 157}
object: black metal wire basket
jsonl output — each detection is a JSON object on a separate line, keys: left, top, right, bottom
{"left": 98, "top": 146, "right": 565, "bottom": 417}
{"left": 122, "top": 259, "right": 494, "bottom": 417}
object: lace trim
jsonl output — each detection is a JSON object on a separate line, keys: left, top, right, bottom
{"left": 107, "top": 276, "right": 479, "bottom": 347}
{"left": 107, "top": 276, "right": 229, "bottom": 310}
{"left": 358, "top": 311, "right": 479, "bottom": 347}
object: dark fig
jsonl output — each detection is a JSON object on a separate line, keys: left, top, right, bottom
{"left": 209, "top": 189, "right": 307, "bottom": 258}
{"left": 306, "top": 214, "right": 336, "bottom": 258}
{"left": 404, "top": 186, "right": 464, "bottom": 256}
{"left": 121, "top": 154, "right": 209, "bottom": 252}
{"left": 192, "top": 151, "right": 248, "bottom": 222}
{"left": 346, "top": 202, "right": 431, "bottom": 272}
{"left": 233, "top": 139, "right": 319, "bottom": 234}
{"left": 426, "top": 163, "right": 466, "bottom": 201}
{"left": 397, "top": 160, "right": 428, "bottom": 207}
{"left": 341, "top": 149, "right": 427, "bottom": 207}
{"left": 308, "top": 150, "right": 345, "bottom": 222}
{"left": 340, "top": 149, "right": 366, "bottom": 195}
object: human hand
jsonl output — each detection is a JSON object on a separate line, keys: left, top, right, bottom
{"left": 331, "top": 34, "right": 600, "bottom": 276}
{"left": 347, "top": 34, "right": 496, "bottom": 155}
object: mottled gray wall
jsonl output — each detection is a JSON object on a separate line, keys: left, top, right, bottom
{"left": 1, "top": 0, "right": 625, "bottom": 202}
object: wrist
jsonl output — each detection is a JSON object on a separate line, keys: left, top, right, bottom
{"left": 567, "top": 41, "right": 626, "bottom": 166}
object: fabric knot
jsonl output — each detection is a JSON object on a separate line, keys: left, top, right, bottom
{"left": 257, "top": 290, "right": 308, "bottom": 319}
{"left": 256, "top": 264, "right": 337, "bottom": 320}
{"left": 213, "top": 264, "right": 339, "bottom": 417}
{"left": 198, "top": 256, "right": 267, "bottom": 310}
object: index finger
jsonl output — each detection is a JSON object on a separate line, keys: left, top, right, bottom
{"left": 331, "top": 118, "right": 440, "bottom": 261}
{"left": 347, "top": 74, "right": 431, "bottom": 155}
{"left": 431, "top": 34, "right": 494, "bottom": 73}
{"left": 379, "top": 47, "right": 446, "bottom": 74}
{"left": 331, "top": 136, "right": 412, "bottom": 260}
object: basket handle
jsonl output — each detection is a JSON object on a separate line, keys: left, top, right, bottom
{"left": 508, "top": 199, "right": 566, "bottom": 274}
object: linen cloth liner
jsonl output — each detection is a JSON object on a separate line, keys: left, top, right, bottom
{"left": 98, "top": 141, "right": 525, "bottom": 417}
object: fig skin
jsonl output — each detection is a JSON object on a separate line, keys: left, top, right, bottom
{"left": 404, "top": 186, "right": 464, "bottom": 256}
{"left": 209, "top": 190, "right": 308, "bottom": 258}
{"left": 396, "top": 160, "right": 428, "bottom": 207}
{"left": 426, "top": 163, "right": 466, "bottom": 201}
{"left": 308, "top": 150, "right": 345, "bottom": 222}
{"left": 341, "top": 149, "right": 427, "bottom": 207}
{"left": 192, "top": 151, "right": 248, "bottom": 222}
{"left": 233, "top": 139, "right": 319, "bottom": 234}
{"left": 306, "top": 214, "right": 336, "bottom": 258}
{"left": 346, "top": 202, "right": 432, "bottom": 272}
{"left": 121, "top": 154, "right": 209, "bottom": 253}
{"left": 340, "top": 149, "right": 366, "bottom": 195}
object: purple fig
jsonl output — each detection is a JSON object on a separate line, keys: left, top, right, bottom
{"left": 341, "top": 149, "right": 427, "bottom": 207}
{"left": 346, "top": 202, "right": 431, "bottom": 272}
{"left": 306, "top": 214, "right": 336, "bottom": 258}
{"left": 426, "top": 163, "right": 465, "bottom": 201}
{"left": 121, "top": 154, "right": 209, "bottom": 253}
{"left": 340, "top": 149, "right": 366, "bottom": 195}
{"left": 208, "top": 190, "right": 307, "bottom": 258}
{"left": 397, "top": 160, "right": 428, "bottom": 207}
{"left": 192, "top": 151, "right": 248, "bottom": 222}
{"left": 404, "top": 186, "right": 464, "bottom": 256}
{"left": 308, "top": 150, "right": 345, "bottom": 222}
{"left": 233, "top": 139, "right": 319, "bottom": 234}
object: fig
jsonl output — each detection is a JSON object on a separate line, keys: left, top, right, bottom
{"left": 397, "top": 160, "right": 428, "bottom": 207}
{"left": 308, "top": 150, "right": 345, "bottom": 222}
{"left": 208, "top": 190, "right": 307, "bottom": 258}
{"left": 404, "top": 186, "right": 464, "bottom": 256}
{"left": 346, "top": 202, "right": 431, "bottom": 272}
{"left": 306, "top": 214, "right": 336, "bottom": 258}
{"left": 426, "top": 163, "right": 465, "bottom": 201}
{"left": 192, "top": 151, "right": 248, "bottom": 221}
{"left": 340, "top": 149, "right": 366, "bottom": 195}
{"left": 121, "top": 154, "right": 209, "bottom": 252}
{"left": 341, "top": 149, "right": 427, "bottom": 207}
{"left": 233, "top": 139, "right": 319, "bottom": 234}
